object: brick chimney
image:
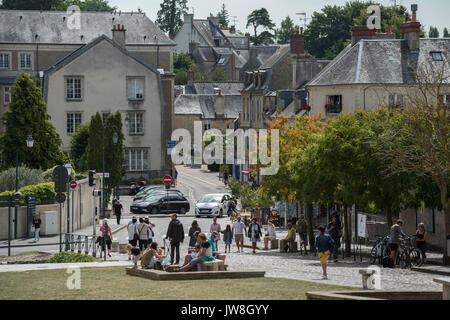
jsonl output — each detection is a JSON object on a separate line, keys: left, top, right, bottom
{"left": 400, "top": 4, "right": 421, "bottom": 51}
{"left": 290, "top": 28, "right": 305, "bottom": 55}
{"left": 351, "top": 25, "right": 376, "bottom": 46}
{"left": 229, "top": 25, "right": 236, "bottom": 34}
{"left": 215, "top": 89, "right": 225, "bottom": 117}
{"left": 112, "top": 24, "right": 126, "bottom": 48}
{"left": 187, "top": 68, "right": 194, "bottom": 85}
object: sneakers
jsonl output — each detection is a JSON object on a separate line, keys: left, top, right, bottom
{"left": 322, "top": 276, "right": 328, "bottom": 280}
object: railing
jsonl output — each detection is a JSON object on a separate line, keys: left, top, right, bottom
{"left": 63, "top": 233, "right": 101, "bottom": 257}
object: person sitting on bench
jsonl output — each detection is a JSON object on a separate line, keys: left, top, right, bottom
{"left": 263, "top": 220, "right": 276, "bottom": 250}
{"left": 284, "top": 223, "right": 296, "bottom": 252}
{"left": 209, "top": 231, "right": 226, "bottom": 270}
{"left": 141, "top": 242, "right": 170, "bottom": 271}
{"left": 178, "top": 233, "right": 214, "bottom": 272}
{"left": 183, "top": 231, "right": 201, "bottom": 266}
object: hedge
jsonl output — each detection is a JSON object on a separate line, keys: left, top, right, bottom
{"left": 0, "top": 182, "right": 56, "bottom": 206}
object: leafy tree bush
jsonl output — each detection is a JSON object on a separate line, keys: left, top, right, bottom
{"left": 0, "top": 166, "right": 44, "bottom": 192}
{"left": 45, "top": 251, "right": 96, "bottom": 263}
{"left": 0, "top": 182, "right": 56, "bottom": 205}
{"left": 70, "top": 122, "right": 89, "bottom": 172}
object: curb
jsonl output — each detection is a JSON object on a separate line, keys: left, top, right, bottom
{"left": 411, "top": 266, "right": 450, "bottom": 277}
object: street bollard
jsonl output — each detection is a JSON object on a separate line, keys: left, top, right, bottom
{"left": 92, "top": 236, "right": 97, "bottom": 257}
{"left": 77, "top": 235, "right": 81, "bottom": 253}
{"left": 70, "top": 234, "right": 74, "bottom": 252}
{"left": 64, "top": 234, "right": 70, "bottom": 251}
{"left": 84, "top": 236, "right": 89, "bottom": 255}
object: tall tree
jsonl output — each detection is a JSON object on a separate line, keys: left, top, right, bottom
{"left": 444, "top": 28, "right": 449, "bottom": 38}
{"left": 52, "top": 0, "right": 116, "bottom": 11}
{"left": 1, "top": 0, "right": 61, "bottom": 9}
{"left": 173, "top": 51, "right": 205, "bottom": 85}
{"left": 87, "top": 112, "right": 103, "bottom": 171}
{"left": 104, "top": 112, "right": 124, "bottom": 202}
{"left": 246, "top": 8, "right": 276, "bottom": 45}
{"left": 70, "top": 122, "right": 90, "bottom": 172}
{"left": 156, "top": 0, "right": 188, "bottom": 36}
{"left": 429, "top": 26, "right": 440, "bottom": 38}
{"left": 0, "top": 73, "right": 64, "bottom": 171}
{"left": 217, "top": 3, "right": 229, "bottom": 29}
{"left": 276, "top": 16, "right": 299, "bottom": 44}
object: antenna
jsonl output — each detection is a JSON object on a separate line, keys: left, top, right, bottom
{"left": 295, "top": 12, "right": 309, "bottom": 29}
{"left": 191, "top": 7, "right": 195, "bottom": 15}
{"left": 231, "top": 15, "right": 238, "bottom": 27}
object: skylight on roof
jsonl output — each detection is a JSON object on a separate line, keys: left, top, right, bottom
{"left": 430, "top": 52, "right": 443, "bottom": 61}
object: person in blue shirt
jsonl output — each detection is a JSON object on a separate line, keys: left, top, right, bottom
{"left": 315, "top": 226, "right": 335, "bottom": 280}
{"left": 326, "top": 213, "right": 342, "bottom": 262}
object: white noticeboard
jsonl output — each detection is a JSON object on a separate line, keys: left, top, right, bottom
{"left": 357, "top": 214, "right": 367, "bottom": 238}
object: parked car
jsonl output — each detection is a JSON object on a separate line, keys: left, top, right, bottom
{"left": 132, "top": 190, "right": 182, "bottom": 204}
{"left": 130, "top": 194, "right": 190, "bottom": 215}
{"left": 195, "top": 193, "right": 231, "bottom": 218}
{"left": 133, "top": 185, "right": 165, "bottom": 198}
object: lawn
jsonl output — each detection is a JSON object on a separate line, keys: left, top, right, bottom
{"left": 0, "top": 266, "right": 356, "bottom": 300}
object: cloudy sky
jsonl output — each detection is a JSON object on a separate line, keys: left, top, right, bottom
{"left": 109, "top": 0, "right": 449, "bottom": 35}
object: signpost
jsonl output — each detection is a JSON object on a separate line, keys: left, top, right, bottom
{"left": 70, "top": 181, "right": 77, "bottom": 189}
{"left": 26, "top": 195, "right": 36, "bottom": 238}
{"left": 53, "top": 166, "right": 69, "bottom": 252}
{"left": 163, "top": 176, "right": 172, "bottom": 211}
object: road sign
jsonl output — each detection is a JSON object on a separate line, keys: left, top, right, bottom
{"left": 95, "top": 173, "right": 110, "bottom": 178}
{"left": 358, "top": 214, "right": 367, "bottom": 238}
{"left": 53, "top": 166, "right": 68, "bottom": 193}
{"left": 55, "top": 193, "right": 66, "bottom": 203}
{"left": 167, "top": 140, "right": 177, "bottom": 148}
{"left": 163, "top": 175, "right": 172, "bottom": 185}
{"left": 70, "top": 180, "right": 77, "bottom": 189}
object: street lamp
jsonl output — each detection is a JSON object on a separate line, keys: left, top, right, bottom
{"left": 64, "top": 161, "right": 72, "bottom": 248}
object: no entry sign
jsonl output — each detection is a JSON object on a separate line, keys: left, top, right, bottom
{"left": 70, "top": 181, "right": 77, "bottom": 189}
{"left": 163, "top": 175, "right": 172, "bottom": 185}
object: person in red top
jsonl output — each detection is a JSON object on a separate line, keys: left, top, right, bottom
{"left": 99, "top": 219, "right": 112, "bottom": 258}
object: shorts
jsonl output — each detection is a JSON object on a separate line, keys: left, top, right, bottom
{"left": 389, "top": 243, "right": 399, "bottom": 251}
{"left": 235, "top": 234, "right": 244, "bottom": 243}
{"left": 318, "top": 250, "right": 330, "bottom": 265}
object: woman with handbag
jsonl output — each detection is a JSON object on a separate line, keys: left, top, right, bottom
{"left": 127, "top": 216, "right": 139, "bottom": 260}
{"left": 99, "top": 219, "right": 112, "bottom": 258}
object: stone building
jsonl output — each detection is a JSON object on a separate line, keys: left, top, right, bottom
{"left": 0, "top": 10, "right": 176, "bottom": 178}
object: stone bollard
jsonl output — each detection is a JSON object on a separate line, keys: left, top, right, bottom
{"left": 270, "top": 239, "right": 279, "bottom": 250}
{"left": 359, "top": 269, "right": 377, "bottom": 289}
{"left": 279, "top": 239, "right": 287, "bottom": 252}
{"left": 288, "top": 241, "right": 298, "bottom": 252}
{"left": 119, "top": 243, "right": 128, "bottom": 254}
{"left": 111, "top": 242, "right": 119, "bottom": 253}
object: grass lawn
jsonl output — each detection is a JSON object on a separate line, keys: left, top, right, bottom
{"left": 0, "top": 251, "right": 42, "bottom": 258}
{"left": 0, "top": 266, "right": 356, "bottom": 300}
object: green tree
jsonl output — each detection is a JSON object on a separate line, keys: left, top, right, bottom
{"left": 86, "top": 112, "right": 103, "bottom": 171}
{"left": 0, "top": 73, "right": 64, "bottom": 171}
{"left": 69, "top": 122, "right": 89, "bottom": 172}
{"left": 1, "top": 0, "right": 61, "bottom": 9}
{"left": 429, "top": 26, "right": 440, "bottom": 38}
{"left": 210, "top": 67, "right": 227, "bottom": 82}
{"left": 173, "top": 51, "right": 205, "bottom": 85}
{"left": 217, "top": 3, "right": 229, "bottom": 29}
{"left": 444, "top": 28, "right": 449, "bottom": 37}
{"left": 246, "top": 8, "right": 276, "bottom": 45}
{"left": 52, "top": 0, "right": 116, "bottom": 11}
{"left": 156, "top": 0, "right": 188, "bottom": 36}
{"left": 275, "top": 16, "right": 297, "bottom": 44}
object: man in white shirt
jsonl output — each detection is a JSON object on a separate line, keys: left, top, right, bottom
{"left": 232, "top": 216, "right": 247, "bottom": 253}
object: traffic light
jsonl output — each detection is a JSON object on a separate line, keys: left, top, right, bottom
{"left": 89, "top": 170, "right": 96, "bottom": 186}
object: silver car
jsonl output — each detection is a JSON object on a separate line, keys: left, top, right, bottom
{"left": 195, "top": 193, "right": 231, "bottom": 218}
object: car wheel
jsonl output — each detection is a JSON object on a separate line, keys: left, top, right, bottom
{"left": 151, "top": 207, "right": 159, "bottom": 215}
{"left": 179, "top": 207, "right": 186, "bottom": 215}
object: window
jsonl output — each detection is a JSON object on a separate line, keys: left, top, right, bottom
{"left": 204, "top": 120, "right": 211, "bottom": 131}
{"left": 388, "top": 94, "right": 404, "bottom": 107}
{"left": 430, "top": 52, "right": 443, "bottom": 61}
{"left": 438, "top": 95, "right": 450, "bottom": 106}
{"left": 325, "top": 95, "right": 342, "bottom": 113}
{"left": 67, "top": 113, "right": 82, "bottom": 134}
{"left": 127, "top": 78, "right": 144, "bottom": 100}
{"left": 0, "top": 53, "right": 11, "bottom": 69}
{"left": 4, "top": 87, "right": 11, "bottom": 105}
{"left": 19, "top": 52, "right": 33, "bottom": 70}
{"left": 128, "top": 112, "right": 144, "bottom": 134}
{"left": 125, "top": 148, "right": 148, "bottom": 171}
{"left": 66, "top": 77, "right": 82, "bottom": 100}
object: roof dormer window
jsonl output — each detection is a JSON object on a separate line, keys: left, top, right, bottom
{"left": 430, "top": 52, "right": 443, "bottom": 61}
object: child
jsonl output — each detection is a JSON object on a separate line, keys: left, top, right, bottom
{"left": 126, "top": 244, "right": 141, "bottom": 269}
{"left": 315, "top": 226, "right": 334, "bottom": 280}
{"left": 222, "top": 225, "right": 233, "bottom": 253}
{"left": 143, "top": 242, "right": 171, "bottom": 271}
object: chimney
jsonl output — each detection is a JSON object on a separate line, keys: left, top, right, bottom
{"left": 245, "top": 32, "right": 251, "bottom": 49}
{"left": 184, "top": 13, "right": 193, "bottom": 24}
{"left": 187, "top": 68, "right": 194, "bottom": 85}
{"left": 207, "top": 16, "right": 219, "bottom": 27}
{"left": 401, "top": 4, "right": 421, "bottom": 51}
{"left": 215, "top": 89, "right": 225, "bottom": 117}
{"left": 290, "top": 28, "right": 305, "bottom": 55}
{"left": 112, "top": 24, "right": 126, "bottom": 48}
{"left": 229, "top": 25, "right": 236, "bottom": 34}
{"left": 351, "top": 25, "right": 376, "bottom": 46}
{"left": 169, "top": 34, "right": 175, "bottom": 40}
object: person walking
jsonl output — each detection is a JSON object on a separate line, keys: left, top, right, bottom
{"left": 252, "top": 203, "right": 262, "bottom": 225}
{"left": 326, "top": 213, "right": 342, "bottom": 262}
{"left": 415, "top": 222, "right": 428, "bottom": 264}
{"left": 210, "top": 217, "right": 222, "bottom": 251}
{"left": 188, "top": 220, "right": 201, "bottom": 248}
{"left": 222, "top": 224, "right": 233, "bottom": 253}
{"left": 315, "top": 226, "right": 335, "bottom": 280}
{"left": 223, "top": 168, "right": 229, "bottom": 186}
{"left": 99, "top": 219, "right": 112, "bottom": 258}
{"left": 388, "top": 219, "right": 406, "bottom": 267}
{"left": 136, "top": 217, "right": 149, "bottom": 251}
{"left": 166, "top": 213, "right": 184, "bottom": 265}
{"left": 113, "top": 199, "right": 123, "bottom": 225}
{"left": 296, "top": 214, "right": 308, "bottom": 254}
{"left": 248, "top": 218, "right": 262, "bottom": 254}
{"left": 144, "top": 217, "right": 155, "bottom": 245}
{"left": 32, "top": 214, "right": 41, "bottom": 243}
{"left": 232, "top": 216, "right": 247, "bottom": 253}
{"left": 127, "top": 216, "right": 138, "bottom": 260}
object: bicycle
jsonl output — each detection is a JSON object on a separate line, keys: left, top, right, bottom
{"left": 369, "top": 235, "right": 390, "bottom": 265}
{"left": 396, "top": 236, "right": 424, "bottom": 268}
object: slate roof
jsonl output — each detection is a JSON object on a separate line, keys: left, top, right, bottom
{"left": 190, "top": 82, "right": 244, "bottom": 95}
{"left": 259, "top": 45, "right": 290, "bottom": 70}
{"left": 0, "top": 10, "right": 174, "bottom": 45}
{"left": 307, "top": 38, "right": 450, "bottom": 86}
{"left": 174, "top": 94, "right": 242, "bottom": 119}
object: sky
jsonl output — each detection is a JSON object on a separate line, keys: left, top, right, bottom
{"left": 108, "top": 0, "right": 450, "bottom": 36}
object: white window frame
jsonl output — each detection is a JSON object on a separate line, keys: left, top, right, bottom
{"left": 66, "top": 77, "right": 83, "bottom": 101}
{"left": 66, "top": 112, "right": 82, "bottom": 135}
{"left": 128, "top": 112, "right": 144, "bottom": 135}
{"left": 0, "top": 52, "right": 11, "bottom": 70}
{"left": 19, "top": 52, "right": 33, "bottom": 70}
{"left": 203, "top": 120, "right": 211, "bottom": 131}
{"left": 125, "top": 148, "right": 149, "bottom": 171}
{"left": 127, "top": 78, "right": 144, "bottom": 100}
{"left": 4, "top": 87, "right": 11, "bottom": 105}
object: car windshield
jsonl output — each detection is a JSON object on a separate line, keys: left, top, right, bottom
{"left": 200, "top": 195, "right": 222, "bottom": 203}
{"left": 136, "top": 186, "right": 163, "bottom": 196}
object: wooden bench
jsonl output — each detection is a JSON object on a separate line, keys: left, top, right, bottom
{"left": 198, "top": 260, "right": 224, "bottom": 271}
{"left": 433, "top": 277, "right": 450, "bottom": 300}
{"left": 359, "top": 269, "right": 377, "bottom": 289}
